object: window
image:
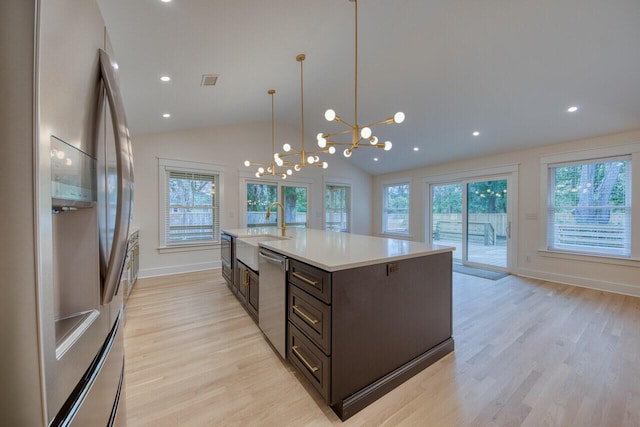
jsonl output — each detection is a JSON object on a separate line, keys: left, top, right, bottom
{"left": 383, "top": 182, "right": 410, "bottom": 235}
{"left": 245, "top": 181, "right": 309, "bottom": 229}
{"left": 281, "top": 185, "right": 308, "bottom": 228}
{"left": 547, "top": 157, "right": 631, "bottom": 257}
{"left": 246, "top": 182, "right": 278, "bottom": 228}
{"left": 325, "top": 184, "right": 350, "bottom": 232}
{"left": 159, "top": 158, "right": 222, "bottom": 248}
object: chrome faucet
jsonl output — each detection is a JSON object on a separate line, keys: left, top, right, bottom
{"left": 265, "top": 202, "right": 287, "bottom": 236}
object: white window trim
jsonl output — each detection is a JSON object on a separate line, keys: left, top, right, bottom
{"left": 158, "top": 158, "right": 224, "bottom": 252}
{"left": 323, "top": 176, "right": 353, "bottom": 233}
{"left": 380, "top": 178, "right": 412, "bottom": 238}
{"left": 539, "top": 143, "right": 640, "bottom": 263}
{"left": 239, "top": 171, "right": 313, "bottom": 229}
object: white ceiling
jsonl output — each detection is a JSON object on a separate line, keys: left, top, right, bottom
{"left": 97, "top": 0, "right": 640, "bottom": 175}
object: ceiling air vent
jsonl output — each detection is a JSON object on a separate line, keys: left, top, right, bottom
{"left": 201, "top": 74, "right": 219, "bottom": 87}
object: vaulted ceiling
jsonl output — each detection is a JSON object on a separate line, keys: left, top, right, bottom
{"left": 97, "top": 0, "right": 640, "bottom": 175}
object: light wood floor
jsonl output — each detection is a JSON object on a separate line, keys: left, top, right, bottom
{"left": 123, "top": 270, "right": 640, "bottom": 426}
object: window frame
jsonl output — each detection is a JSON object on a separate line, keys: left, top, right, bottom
{"left": 324, "top": 181, "right": 352, "bottom": 233}
{"left": 239, "top": 173, "right": 313, "bottom": 230}
{"left": 381, "top": 180, "right": 411, "bottom": 237}
{"left": 158, "top": 158, "right": 224, "bottom": 251}
{"left": 546, "top": 156, "right": 631, "bottom": 257}
{"left": 539, "top": 144, "right": 640, "bottom": 264}
{"left": 280, "top": 184, "right": 310, "bottom": 229}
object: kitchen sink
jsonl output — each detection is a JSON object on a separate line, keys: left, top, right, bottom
{"left": 236, "top": 234, "right": 291, "bottom": 271}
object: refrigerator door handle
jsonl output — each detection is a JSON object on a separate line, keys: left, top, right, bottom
{"left": 99, "top": 49, "right": 133, "bottom": 305}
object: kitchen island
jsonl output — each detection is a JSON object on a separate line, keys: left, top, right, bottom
{"left": 222, "top": 228, "right": 454, "bottom": 420}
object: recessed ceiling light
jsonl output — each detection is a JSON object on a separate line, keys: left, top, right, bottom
{"left": 567, "top": 105, "right": 579, "bottom": 113}
{"left": 160, "top": 76, "right": 171, "bottom": 82}
{"left": 472, "top": 131, "right": 480, "bottom": 137}
{"left": 373, "top": 158, "right": 379, "bottom": 162}
{"left": 162, "top": 113, "right": 171, "bottom": 118}
{"left": 160, "top": 0, "right": 171, "bottom": 3}
{"left": 413, "top": 147, "right": 419, "bottom": 152}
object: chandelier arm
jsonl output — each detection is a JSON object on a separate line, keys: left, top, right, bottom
{"left": 333, "top": 116, "right": 354, "bottom": 128}
{"left": 363, "top": 117, "right": 396, "bottom": 128}
{"left": 324, "top": 128, "right": 354, "bottom": 138}
{"left": 278, "top": 150, "right": 301, "bottom": 159}
{"left": 326, "top": 141, "right": 356, "bottom": 147}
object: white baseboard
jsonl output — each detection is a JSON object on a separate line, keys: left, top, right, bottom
{"left": 515, "top": 267, "right": 640, "bottom": 298}
{"left": 139, "top": 260, "right": 221, "bottom": 279}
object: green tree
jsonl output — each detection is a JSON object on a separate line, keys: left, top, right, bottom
{"left": 467, "top": 181, "right": 507, "bottom": 214}
{"left": 553, "top": 160, "right": 627, "bottom": 225}
{"left": 432, "top": 184, "right": 462, "bottom": 214}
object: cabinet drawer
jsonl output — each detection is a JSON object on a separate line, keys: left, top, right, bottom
{"left": 288, "top": 322, "right": 330, "bottom": 402}
{"left": 289, "top": 284, "right": 331, "bottom": 354}
{"left": 288, "top": 259, "right": 331, "bottom": 304}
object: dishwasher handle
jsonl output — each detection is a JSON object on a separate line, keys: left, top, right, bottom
{"left": 259, "top": 250, "right": 286, "bottom": 267}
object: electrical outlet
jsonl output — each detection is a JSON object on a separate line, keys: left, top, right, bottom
{"left": 387, "top": 263, "right": 399, "bottom": 275}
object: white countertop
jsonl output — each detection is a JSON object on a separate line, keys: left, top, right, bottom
{"left": 223, "top": 228, "right": 454, "bottom": 272}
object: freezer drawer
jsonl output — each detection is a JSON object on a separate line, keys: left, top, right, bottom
{"left": 52, "top": 310, "right": 126, "bottom": 426}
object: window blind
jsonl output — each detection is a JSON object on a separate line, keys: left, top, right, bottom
{"left": 165, "top": 170, "right": 219, "bottom": 244}
{"left": 547, "top": 157, "right": 631, "bottom": 257}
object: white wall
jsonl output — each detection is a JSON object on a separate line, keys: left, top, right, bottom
{"left": 373, "top": 130, "right": 640, "bottom": 297}
{"left": 131, "top": 122, "right": 372, "bottom": 277}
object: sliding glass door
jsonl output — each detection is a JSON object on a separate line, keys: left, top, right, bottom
{"left": 431, "top": 183, "right": 463, "bottom": 262}
{"left": 466, "top": 179, "right": 508, "bottom": 268}
{"left": 431, "top": 176, "right": 511, "bottom": 271}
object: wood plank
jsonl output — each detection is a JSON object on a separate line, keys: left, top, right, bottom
{"left": 124, "top": 270, "right": 640, "bottom": 426}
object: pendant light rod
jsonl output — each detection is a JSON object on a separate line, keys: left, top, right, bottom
{"left": 297, "top": 54, "right": 306, "bottom": 154}
{"left": 270, "top": 89, "right": 275, "bottom": 155}
{"left": 274, "top": 53, "right": 330, "bottom": 171}
{"left": 353, "top": 0, "right": 358, "bottom": 128}
{"left": 318, "top": 0, "right": 405, "bottom": 158}
{"left": 243, "top": 89, "right": 293, "bottom": 179}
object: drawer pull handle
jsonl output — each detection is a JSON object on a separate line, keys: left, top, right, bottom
{"left": 292, "top": 345, "right": 319, "bottom": 373}
{"left": 243, "top": 270, "right": 250, "bottom": 286}
{"left": 292, "top": 271, "right": 319, "bottom": 287}
{"left": 293, "top": 305, "right": 319, "bottom": 325}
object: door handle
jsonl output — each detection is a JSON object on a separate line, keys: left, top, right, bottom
{"left": 99, "top": 49, "right": 133, "bottom": 305}
{"left": 506, "top": 221, "right": 511, "bottom": 239}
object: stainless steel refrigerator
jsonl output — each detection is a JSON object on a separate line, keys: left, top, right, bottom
{"left": 0, "top": 0, "right": 132, "bottom": 425}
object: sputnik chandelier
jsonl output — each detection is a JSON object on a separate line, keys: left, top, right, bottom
{"left": 274, "top": 54, "right": 330, "bottom": 171}
{"left": 243, "top": 89, "right": 293, "bottom": 179}
{"left": 317, "top": 0, "right": 405, "bottom": 158}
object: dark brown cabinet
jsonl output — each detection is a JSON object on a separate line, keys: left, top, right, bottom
{"left": 286, "top": 252, "right": 454, "bottom": 421}
{"left": 221, "top": 233, "right": 258, "bottom": 321}
{"left": 237, "top": 261, "right": 259, "bottom": 321}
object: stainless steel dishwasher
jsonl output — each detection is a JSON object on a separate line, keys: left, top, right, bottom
{"left": 258, "top": 247, "right": 287, "bottom": 358}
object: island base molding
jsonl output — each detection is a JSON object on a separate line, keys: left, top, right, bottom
{"left": 331, "top": 337, "right": 455, "bottom": 421}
